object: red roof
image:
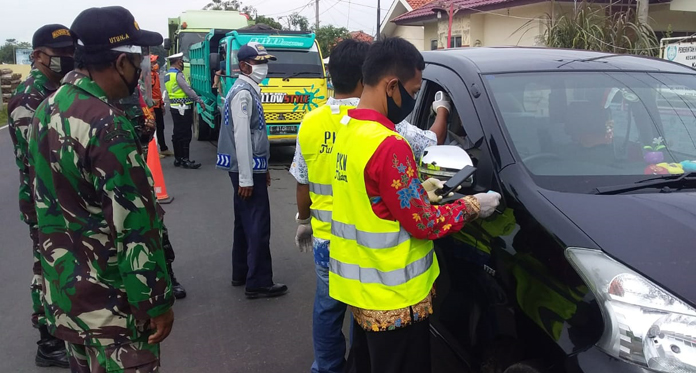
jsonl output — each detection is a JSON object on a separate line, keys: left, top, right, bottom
{"left": 393, "top": 0, "right": 522, "bottom": 24}
{"left": 350, "top": 31, "right": 375, "bottom": 43}
{"left": 406, "top": 0, "right": 435, "bottom": 9}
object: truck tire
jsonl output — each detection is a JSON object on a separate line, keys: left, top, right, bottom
{"left": 193, "top": 112, "right": 213, "bottom": 141}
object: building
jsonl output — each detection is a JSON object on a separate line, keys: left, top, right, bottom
{"left": 391, "top": 0, "right": 696, "bottom": 51}
{"left": 349, "top": 31, "right": 375, "bottom": 43}
{"left": 380, "top": 0, "right": 435, "bottom": 50}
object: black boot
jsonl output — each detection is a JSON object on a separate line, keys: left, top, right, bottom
{"left": 167, "top": 262, "right": 187, "bottom": 299}
{"left": 173, "top": 141, "right": 184, "bottom": 167}
{"left": 36, "top": 325, "right": 69, "bottom": 368}
{"left": 181, "top": 143, "right": 201, "bottom": 169}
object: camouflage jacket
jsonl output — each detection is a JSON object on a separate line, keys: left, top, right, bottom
{"left": 27, "top": 71, "right": 174, "bottom": 347}
{"left": 8, "top": 68, "right": 58, "bottom": 225}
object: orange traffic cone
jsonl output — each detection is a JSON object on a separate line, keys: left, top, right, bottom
{"left": 147, "top": 138, "right": 174, "bottom": 204}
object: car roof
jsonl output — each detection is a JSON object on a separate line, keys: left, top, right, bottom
{"left": 422, "top": 47, "right": 696, "bottom": 75}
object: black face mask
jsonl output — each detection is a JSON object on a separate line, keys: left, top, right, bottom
{"left": 117, "top": 57, "right": 141, "bottom": 97}
{"left": 41, "top": 53, "right": 74, "bottom": 77}
{"left": 386, "top": 81, "right": 416, "bottom": 124}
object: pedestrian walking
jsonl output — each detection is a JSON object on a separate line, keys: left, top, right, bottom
{"left": 216, "top": 42, "right": 288, "bottom": 299}
{"left": 149, "top": 55, "right": 173, "bottom": 157}
{"left": 290, "top": 38, "right": 451, "bottom": 373}
{"left": 27, "top": 7, "right": 175, "bottom": 372}
{"left": 7, "top": 23, "right": 74, "bottom": 369}
{"left": 329, "top": 37, "right": 501, "bottom": 373}
{"left": 164, "top": 53, "right": 204, "bottom": 169}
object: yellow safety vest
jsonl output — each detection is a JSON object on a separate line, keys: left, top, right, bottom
{"left": 298, "top": 104, "right": 352, "bottom": 240}
{"left": 329, "top": 115, "right": 439, "bottom": 311}
{"left": 165, "top": 70, "right": 193, "bottom": 107}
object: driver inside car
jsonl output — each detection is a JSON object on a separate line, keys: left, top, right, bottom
{"left": 564, "top": 101, "right": 615, "bottom": 164}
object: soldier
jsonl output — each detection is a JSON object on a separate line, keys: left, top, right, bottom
{"left": 27, "top": 7, "right": 175, "bottom": 372}
{"left": 8, "top": 23, "right": 73, "bottom": 369}
{"left": 164, "top": 52, "right": 204, "bottom": 169}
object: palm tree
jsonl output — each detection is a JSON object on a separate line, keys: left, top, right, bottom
{"left": 203, "top": 0, "right": 241, "bottom": 11}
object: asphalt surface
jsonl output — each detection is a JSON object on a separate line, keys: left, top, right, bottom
{"left": 0, "top": 113, "right": 323, "bottom": 372}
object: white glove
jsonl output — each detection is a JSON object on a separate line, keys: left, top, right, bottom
{"left": 295, "top": 224, "right": 313, "bottom": 253}
{"left": 432, "top": 91, "right": 451, "bottom": 114}
{"left": 473, "top": 192, "right": 502, "bottom": 219}
{"left": 421, "top": 178, "right": 456, "bottom": 203}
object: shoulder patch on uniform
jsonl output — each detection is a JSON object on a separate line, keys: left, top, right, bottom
{"left": 241, "top": 103, "right": 248, "bottom": 115}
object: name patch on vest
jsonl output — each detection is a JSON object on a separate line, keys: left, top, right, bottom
{"left": 335, "top": 152, "right": 348, "bottom": 182}
{"left": 319, "top": 131, "right": 335, "bottom": 154}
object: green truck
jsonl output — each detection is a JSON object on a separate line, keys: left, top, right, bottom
{"left": 164, "top": 10, "right": 251, "bottom": 76}
{"left": 188, "top": 26, "right": 329, "bottom": 142}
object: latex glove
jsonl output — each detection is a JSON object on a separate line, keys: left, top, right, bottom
{"left": 473, "top": 192, "right": 502, "bottom": 219}
{"left": 421, "top": 178, "right": 455, "bottom": 203}
{"left": 432, "top": 91, "right": 451, "bottom": 114}
{"left": 295, "top": 224, "right": 313, "bottom": 253}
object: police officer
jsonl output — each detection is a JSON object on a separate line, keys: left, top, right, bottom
{"left": 164, "top": 53, "right": 204, "bottom": 169}
{"left": 8, "top": 23, "right": 73, "bottom": 369}
{"left": 216, "top": 42, "right": 288, "bottom": 298}
{"left": 28, "top": 7, "right": 174, "bottom": 372}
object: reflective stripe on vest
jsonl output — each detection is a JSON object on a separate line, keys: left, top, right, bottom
{"left": 329, "top": 115, "right": 438, "bottom": 311}
{"left": 298, "top": 104, "right": 352, "bottom": 240}
{"left": 165, "top": 71, "right": 193, "bottom": 106}
{"left": 329, "top": 249, "right": 434, "bottom": 286}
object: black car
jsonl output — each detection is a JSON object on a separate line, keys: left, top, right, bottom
{"left": 414, "top": 47, "right": 696, "bottom": 373}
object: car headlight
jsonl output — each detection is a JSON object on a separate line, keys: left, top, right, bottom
{"left": 566, "top": 248, "right": 696, "bottom": 372}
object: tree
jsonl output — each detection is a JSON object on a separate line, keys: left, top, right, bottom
{"left": 314, "top": 25, "right": 350, "bottom": 57}
{"left": 281, "top": 13, "right": 310, "bottom": 32}
{"left": 255, "top": 15, "right": 283, "bottom": 30}
{"left": 0, "top": 39, "right": 32, "bottom": 64}
{"left": 204, "top": 0, "right": 256, "bottom": 17}
{"left": 542, "top": 0, "right": 658, "bottom": 57}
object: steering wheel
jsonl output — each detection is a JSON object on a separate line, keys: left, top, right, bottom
{"left": 522, "top": 153, "right": 561, "bottom": 164}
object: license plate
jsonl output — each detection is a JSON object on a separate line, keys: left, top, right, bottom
{"left": 269, "top": 125, "right": 298, "bottom": 135}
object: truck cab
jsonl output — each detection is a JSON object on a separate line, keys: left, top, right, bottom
{"left": 189, "top": 28, "right": 328, "bottom": 144}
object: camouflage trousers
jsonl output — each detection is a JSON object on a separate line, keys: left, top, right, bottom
{"left": 29, "top": 225, "right": 46, "bottom": 328}
{"left": 66, "top": 341, "right": 160, "bottom": 373}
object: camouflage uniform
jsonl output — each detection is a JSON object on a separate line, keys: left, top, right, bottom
{"left": 7, "top": 68, "right": 58, "bottom": 329}
{"left": 27, "top": 70, "right": 174, "bottom": 369}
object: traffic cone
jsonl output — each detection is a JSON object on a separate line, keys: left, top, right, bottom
{"left": 147, "top": 138, "right": 174, "bottom": 204}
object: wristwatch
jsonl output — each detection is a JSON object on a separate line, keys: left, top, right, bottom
{"left": 295, "top": 212, "right": 311, "bottom": 225}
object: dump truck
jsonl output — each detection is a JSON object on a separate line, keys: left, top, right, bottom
{"left": 188, "top": 26, "right": 328, "bottom": 143}
{"left": 164, "top": 10, "right": 250, "bottom": 77}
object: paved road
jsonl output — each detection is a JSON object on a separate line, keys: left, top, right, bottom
{"left": 0, "top": 114, "right": 323, "bottom": 372}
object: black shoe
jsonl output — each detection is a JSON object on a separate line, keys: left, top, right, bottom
{"left": 231, "top": 279, "right": 246, "bottom": 287}
{"left": 36, "top": 336, "right": 69, "bottom": 368}
{"left": 167, "top": 263, "right": 187, "bottom": 299}
{"left": 245, "top": 283, "right": 288, "bottom": 299}
{"left": 180, "top": 158, "right": 201, "bottom": 169}
{"left": 174, "top": 158, "right": 183, "bottom": 167}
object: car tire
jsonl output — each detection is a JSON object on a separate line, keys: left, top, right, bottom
{"left": 193, "top": 112, "right": 212, "bottom": 141}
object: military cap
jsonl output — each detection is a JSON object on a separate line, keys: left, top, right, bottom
{"left": 70, "top": 6, "right": 162, "bottom": 53}
{"left": 32, "top": 24, "right": 74, "bottom": 49}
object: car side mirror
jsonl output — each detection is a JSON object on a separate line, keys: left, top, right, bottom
{"left": 209, "top": 53, "right": 220, "bottom": 70}
{"left": 163, "top": 38, "right": 171, "bottom": 51}
{"left": 419, "top": 145, "right": 475, "bottom": 188}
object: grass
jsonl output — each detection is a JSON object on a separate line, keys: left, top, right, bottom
{"left": 0, "top": 107, "right": 8, "bottom": 127}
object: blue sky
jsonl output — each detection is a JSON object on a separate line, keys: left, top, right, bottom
{"left": 1, "top": 0, "right": 390, "bottom": 45}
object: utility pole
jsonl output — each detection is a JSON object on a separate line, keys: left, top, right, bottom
{"left": 315, "top": 0, "right": 320, "bottom": 30}
{"left": 637, "top": 0, "right": 648, "bottom": 24}
{"left": 376, "top": 0, "right": 381, "bottom": 41}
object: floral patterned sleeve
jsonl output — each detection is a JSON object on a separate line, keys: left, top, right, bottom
{"left": 289, "top": 137, "right": 309, "bottom": 184}
{"left": 364, "top": 136, "right": 480, "bottom": 240}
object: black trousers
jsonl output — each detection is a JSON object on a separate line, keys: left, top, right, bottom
{"left": 229, "top": 172, "right": 273, "bottom": 289}
{"left": 345, "top": 319, "right": 431, "bottom": 373}
{"left": 171, "top": 108, "right": 193, "bottom": 159}
{"left": 153, "top": 107, "right": 168, "bottom": 151}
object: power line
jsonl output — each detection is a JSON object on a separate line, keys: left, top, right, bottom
{"left": 265, "top": 0, "right": 314, "bottom": 16}
{"left": 319, "top": 0, "right": 341, "bottom": 16}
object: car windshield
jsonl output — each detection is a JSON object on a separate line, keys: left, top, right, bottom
{"left": 178, "top": 32, "right": 207, "bottom": 61}
{"left": 485, "top": 71, "right": 696, "bottom": 193}
{"left": 229, "top": 44, "right": 324, "bottom": 79}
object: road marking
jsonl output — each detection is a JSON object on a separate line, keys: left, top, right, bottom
{"left": 0, "top": 124, "right": 8, "bottom": 131}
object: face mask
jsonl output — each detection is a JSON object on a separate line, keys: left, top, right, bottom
{"left": 245, "top": 62, "right": 268, "bottom": 84}
{"left": 386, "top": 81, "right": 416, "bottom": 124}
{"left": 117, "top": 57, "right": 141, "bottom": 97}
{"left": 42, "top": 54, "right": 74, "bottom": 77}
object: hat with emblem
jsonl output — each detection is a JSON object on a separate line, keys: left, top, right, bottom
{"left": 70, "top": 6, "right": 162, "bottom": 54}
{"left": 32, "top": 24, "right": 74, "bottom": 49}
{"left": 237, "top": 42, "right": 277, "bottom": 62}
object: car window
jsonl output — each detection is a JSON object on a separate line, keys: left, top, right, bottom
{"left": 485, "top": 71, "right": 696, "bottom": 192}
